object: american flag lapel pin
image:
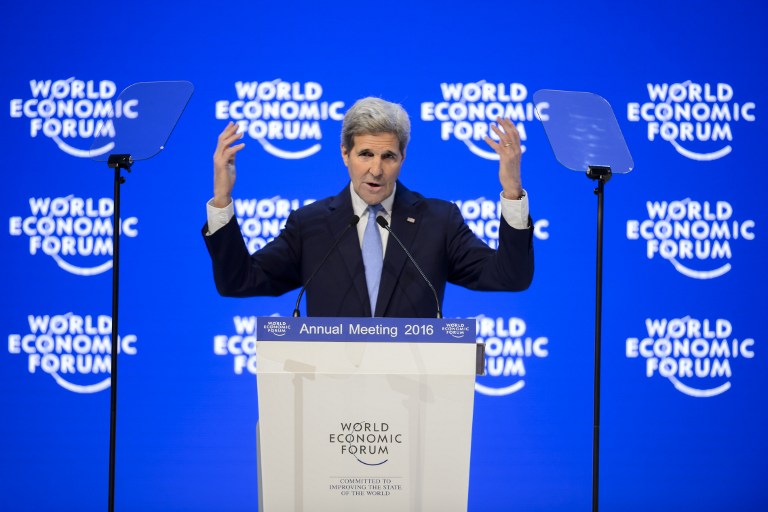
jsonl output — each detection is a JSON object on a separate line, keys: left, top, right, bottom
{"left": 407, "top": 217, "right": 416, "bottom": 224}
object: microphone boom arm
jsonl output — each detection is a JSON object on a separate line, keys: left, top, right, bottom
{"left": 293, "top": 215, "right": 360, "bottom": 317}
{"left": 376, "top": 216, "right": 443, "bottom": 319}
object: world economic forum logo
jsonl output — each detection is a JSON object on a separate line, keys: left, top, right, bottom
{"left": 442, "top": 322, "right": 470, "bottom": 339}
{"left": 264, "top": 319, "right": 290, "bottom": 336}
{"left": 626, "top": 317, "right": 755, "bottom": 397}
{"left": 454, "top": 196, "right": 550, "bottom": 246}
{"left": 8, "top": 196, "right": 139, "bottom": 276}
{"left": 215, "top": 79, "right": 345, "bottom": 159}
{"left": 473, "top": 315, "right": 548, "bottom": 396}
{"left": 9, "top": 78, "right": 134, "bottom": 158}
{"left": 329, "top": 421, "right": 403, "bottom": 466}
{"left": 231, "top": 196, "right": 315, "bottom": 253}
{"left": 420, "top": 80, "right": 547, "bottom": 160}
{"left": 214, "top": 315, "right": 259, "bottom": 375}
{"left": 7, "top": 313, "right": 137, "bottom": 394}
{"left": 627, "top": 81, "right": 756, "bottom": 161}
{"left": 626, "top": 198, "right": 755, "bottom": 279}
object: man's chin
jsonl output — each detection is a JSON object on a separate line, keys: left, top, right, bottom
{"left": 358, "top": 186, "right": 389, "bottom": 204}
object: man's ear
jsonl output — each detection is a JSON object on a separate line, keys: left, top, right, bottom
{"left": 341, "top": 143, "right": 349, "bottom": 166}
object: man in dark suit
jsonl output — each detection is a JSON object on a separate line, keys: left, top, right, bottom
{"left": 203, "top": 97, "right": 533, "bottom": 317}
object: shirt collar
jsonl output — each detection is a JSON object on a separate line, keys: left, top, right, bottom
{"left": 349, "top": 182, "right": 396, "bottom": 217}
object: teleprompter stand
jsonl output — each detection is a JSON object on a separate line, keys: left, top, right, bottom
{"left": 534, "top": 90, "right": 633, "bottom": 512}
{"left": 91, "top": 81, "right": 194, "bottom": 512}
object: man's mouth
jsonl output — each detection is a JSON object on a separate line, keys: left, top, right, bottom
{"left": 365, "top": 182, "right": 382, "bottom": 189}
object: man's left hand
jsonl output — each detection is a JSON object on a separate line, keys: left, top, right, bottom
{"left": 484, "top": 117, "right": 523, "bottom": 200}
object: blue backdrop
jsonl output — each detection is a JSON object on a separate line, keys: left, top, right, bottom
{"left": 1, "top": 1, "right": 766, "bottom": 510}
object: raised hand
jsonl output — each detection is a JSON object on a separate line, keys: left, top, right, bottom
{"left": 213, "top": 122, "right": 245, "bottom": 208}
{"left": 484, "top": 117, "right": 523, "bottom": 200}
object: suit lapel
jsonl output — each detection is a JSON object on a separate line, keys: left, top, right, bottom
{"left": 327, "top": 184, "right": 371, "bottom": 316}
{"left": 375, "top": 182, "right": 421, "bottom": 317}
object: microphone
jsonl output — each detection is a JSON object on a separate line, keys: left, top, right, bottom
{"left": 376, "top": 216, "right": 442, "bottom": 319}
{"left": 293, "top": 215, "right": 360, "bottom": 317}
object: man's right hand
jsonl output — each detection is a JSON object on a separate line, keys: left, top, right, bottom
{"left": 213, "top": 121, "right": 246, "bottom": 208}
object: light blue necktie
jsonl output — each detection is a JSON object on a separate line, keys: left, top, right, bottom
{"left": 363, "top": 204, "right": 383, "bottom": 316}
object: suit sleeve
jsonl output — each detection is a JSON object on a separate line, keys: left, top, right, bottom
{"left": 202, "top": 211, "right": 303, "bottom": 297}
{"left": 445, "top": 203, "right": 534, "bottom": 291}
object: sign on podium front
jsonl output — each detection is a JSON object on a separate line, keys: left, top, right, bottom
{"left": 255, "top": 317, "right": 479, "bottom": 512}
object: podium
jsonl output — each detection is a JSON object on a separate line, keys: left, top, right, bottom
{"left": 254, "top": 317, "right": 481, "bottom": 512}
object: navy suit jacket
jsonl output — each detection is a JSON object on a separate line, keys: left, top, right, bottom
{"left": 203, "top": 181, "right": 534, "bottom": 317}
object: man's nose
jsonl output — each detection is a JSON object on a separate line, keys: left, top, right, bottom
{"left": 369, "top": 157, "right": 383, "bottom": 176}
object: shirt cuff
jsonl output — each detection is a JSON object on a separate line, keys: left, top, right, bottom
{"left": 206, "top": 198, "right": 235, "bottom": 235}
{"left": 499, "top": 190, "right": 530, "bottom": 229}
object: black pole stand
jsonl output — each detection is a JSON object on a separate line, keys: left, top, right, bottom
{"left": 106, "top": 154, "right": 132, "bottom": 512}
{"left": 586, "top": 164, "right": 611, "bottom": 512}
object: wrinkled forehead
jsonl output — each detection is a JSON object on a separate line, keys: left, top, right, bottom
{"left": 348, "top": 132, "right": 402, "bottom": 153}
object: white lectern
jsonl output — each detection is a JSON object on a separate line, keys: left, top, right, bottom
{"left": 255, "top": 317, "right": 480, "bottom": 512}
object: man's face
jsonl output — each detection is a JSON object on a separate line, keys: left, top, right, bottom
{"left": 341, "top": 132, "right": 404, "bottom": 205}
